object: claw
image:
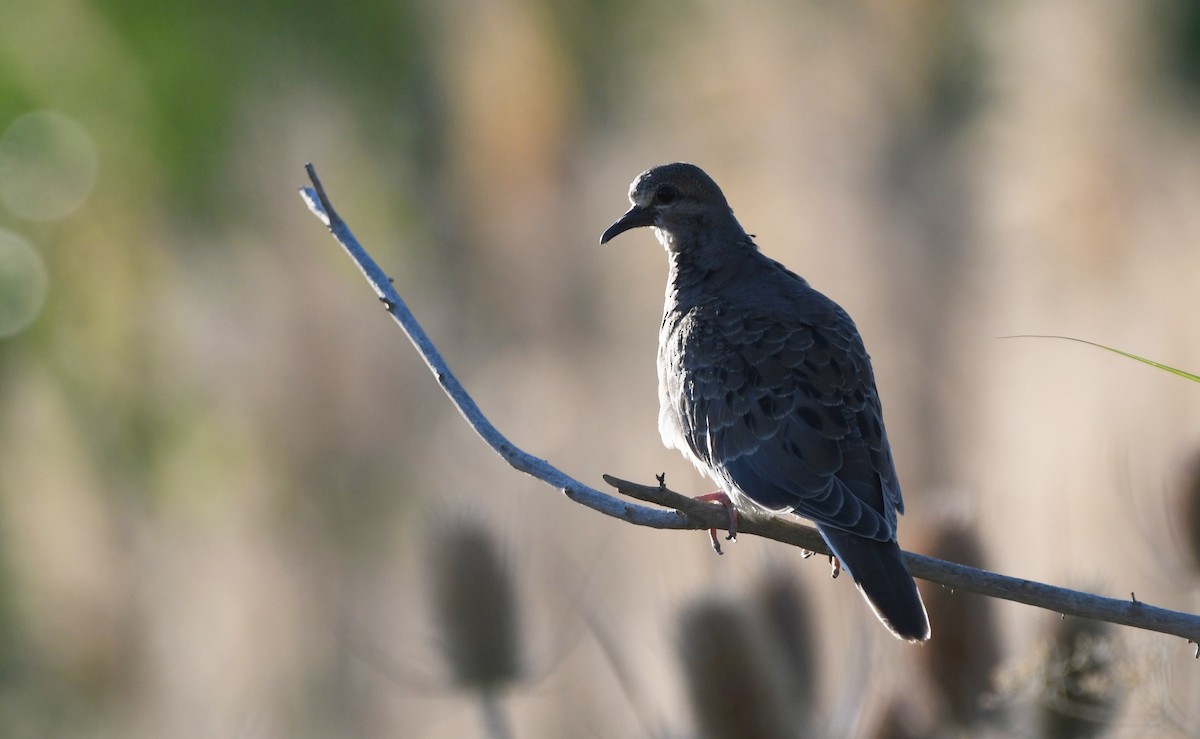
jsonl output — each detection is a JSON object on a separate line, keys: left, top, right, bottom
{"left": 707, "top": 528, "right": 724, "bottom": 555}
{"left": 800, "top": 549, "right": 838, "bottom": 577}
{"left": 694, "top": 491, "right": 737, "bottom": 554}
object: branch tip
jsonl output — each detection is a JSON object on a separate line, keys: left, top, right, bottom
{"left": 303, "top": 163, "right": 341, "bottom": 226}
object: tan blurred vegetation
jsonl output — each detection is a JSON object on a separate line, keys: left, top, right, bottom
{"left": 2, "top": 0, "right": 1200, "bottom": 736}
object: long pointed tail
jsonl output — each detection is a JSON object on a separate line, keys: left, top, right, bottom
{"left": 817, "top": 525, "right": 930, "bottom": 642}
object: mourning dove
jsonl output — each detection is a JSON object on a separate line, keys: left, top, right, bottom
{"left": 602, "top": 163, "right": 930, "bottom": 642}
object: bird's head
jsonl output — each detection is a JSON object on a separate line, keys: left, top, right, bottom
{"left": 600, "top": 163, "right": 735, "bottom": 248}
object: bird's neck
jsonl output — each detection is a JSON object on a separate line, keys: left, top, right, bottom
{"left": 662, "top": 225, "right": 759, "bottom": 302}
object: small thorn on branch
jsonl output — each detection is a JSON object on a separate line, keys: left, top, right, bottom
{"left": 655, "top": 473, "right": 666, "bottom": 491}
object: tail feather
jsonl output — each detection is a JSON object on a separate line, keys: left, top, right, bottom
{"left": 817, "top": 525, "right": 930, "bottom": 642}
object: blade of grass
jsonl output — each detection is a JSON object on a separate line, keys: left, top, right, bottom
{"left": 1002, "top": 335, "right": 1200, "bottom": 383}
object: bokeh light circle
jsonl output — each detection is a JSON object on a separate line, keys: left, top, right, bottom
{"left": 0, "top": 230, "right": 49, "bottom": 337}
{"left": 0, "top": 111, "right": 98, "bottom": 221}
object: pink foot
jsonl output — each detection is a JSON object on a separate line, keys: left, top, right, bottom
{"left": 694, "top": 491, "right": 737, "bottom": 555}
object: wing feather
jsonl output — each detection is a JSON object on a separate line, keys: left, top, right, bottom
{"left": 667, "top": 298, "right": 902, "bottom": 542}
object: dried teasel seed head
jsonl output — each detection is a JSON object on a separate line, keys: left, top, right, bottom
{"left": 752, "top": 568, "right": 818, "bottom": 718}
{"left": 920, "top": 519, "right": 1002, "bottom": 727}
{"left": 677, "top": 596, "right": 796, "bottom": 739}
{"left": 428, "top": 520, "right": 521, "bottom": 692}
{"left": 1177, "top": 451, "right": 1200, "bottom": 576}
{"left": 1037, "top": 616, "right": 1120, "bottom": 738}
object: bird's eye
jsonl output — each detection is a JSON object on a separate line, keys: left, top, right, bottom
{"left": 654, "top": 185, "right": 678, "bottom": 205}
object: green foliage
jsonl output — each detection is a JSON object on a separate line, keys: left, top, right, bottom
{"left": 80, "top": 0, "right": 430, "bottom": 210}
{"left": 1006, "top": 335, "right": 1200, "bottom": 383}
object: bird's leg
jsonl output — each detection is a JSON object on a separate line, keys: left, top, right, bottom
{"left": 693, "top": 491, "right": 737, "bottom": 555}
{"left": 800, "top": 549, "right": 841, "bottom": 578}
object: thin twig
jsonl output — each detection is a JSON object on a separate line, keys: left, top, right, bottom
{"left": 299, "top": 164, "right": 1200, "bottom": 648}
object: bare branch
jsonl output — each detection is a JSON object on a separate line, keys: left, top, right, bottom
{"left": 603, "top": 474, "right": 1200, "bottom": 644}
{"left": 299, "top": 164, "right": 1200, "bottom": 649}
{"left": 299, "top": 164, "right": 689, "bottom": 533}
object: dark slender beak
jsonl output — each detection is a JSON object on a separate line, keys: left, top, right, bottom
{"left": 600, "top": 204, "right": 656, "bottom": 244}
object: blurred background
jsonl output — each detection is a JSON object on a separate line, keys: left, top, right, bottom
{"left": 2, "top": 0, "right": 1200, "bottom": 736}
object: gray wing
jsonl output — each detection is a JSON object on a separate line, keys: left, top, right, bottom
{"left": 671, "top": 304, "right": 902, "bottom": 542}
